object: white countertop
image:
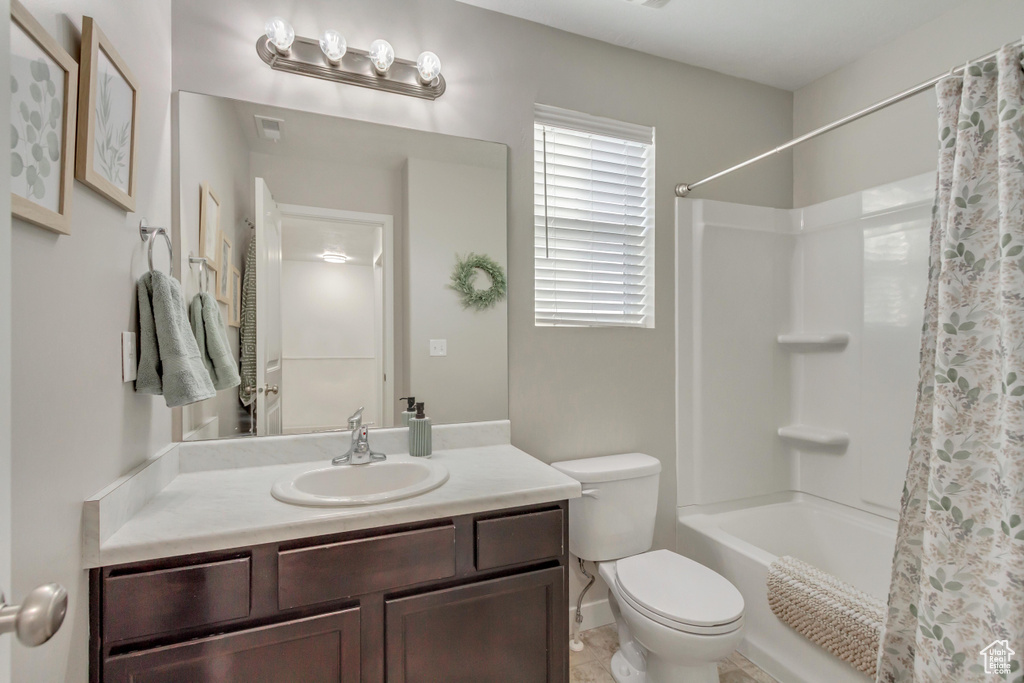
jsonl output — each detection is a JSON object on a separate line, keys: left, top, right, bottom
{"left": 89, "top": 443, "right": 581, "bottom": 568}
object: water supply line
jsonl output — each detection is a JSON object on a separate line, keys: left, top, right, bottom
{"left": 570, "top": 557, "right": 596, "bottom": 652}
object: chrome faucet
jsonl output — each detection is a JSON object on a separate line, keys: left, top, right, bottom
{"left": 332, "top": 407, "right": 386, "bottom": 466}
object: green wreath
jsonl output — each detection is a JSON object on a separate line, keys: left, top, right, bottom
{"left": 449, "top": 253, "right": 507, "bottom": 310}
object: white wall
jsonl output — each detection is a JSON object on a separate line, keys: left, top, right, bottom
{"left": 281, "top": 260, "right": 378, "bottom": 429}
{"left": 793, "top": 0, "right": 1024, "bottom": 206}
{"left": 177, "top": 92, "right": 251, "bottom": 439}
{"left": 11, "top": 1, "right": 172, "bottom": 681}
{"left": 676, "top": 201, "right": 794, "bottom": 508}
{"left": 405, "top": 157, "right": 508, "bottom": 424}
{"left": 677, "top": 173, "right": 933, "bottom": 519}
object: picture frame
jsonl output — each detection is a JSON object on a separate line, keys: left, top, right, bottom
{"left": 216, "top": 232, "right": 232, "bottom": 304}
{"left": 199, "top": 182, "right": 221, "bottom": 272}
{"left": 10, "top": 0, "right": 78, "bottom": 235}
{"left": 75, "top": 16, "right": 138, "bottom": 212}
{"left": 229, "top": 265, "right": 242, "bottom": 328}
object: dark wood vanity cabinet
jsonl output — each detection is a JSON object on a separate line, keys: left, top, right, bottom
{"left": 90, "top": 501, "right": 569, "bottom": 683}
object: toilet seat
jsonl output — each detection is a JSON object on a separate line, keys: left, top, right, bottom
{"left": 614, "top": 549, "right": 744, "bottom": 636}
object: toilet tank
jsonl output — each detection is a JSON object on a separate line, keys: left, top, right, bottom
{"left": 550, "top": 453, "right": 661, "bottom": 562}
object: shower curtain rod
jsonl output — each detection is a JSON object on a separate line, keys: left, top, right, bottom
{"left": 675, "top": 38, "right": 1024, "bottom": 197}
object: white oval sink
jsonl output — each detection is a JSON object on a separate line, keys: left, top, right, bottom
{"left": 271, "top": 457, "right": 449, "bottom": 507}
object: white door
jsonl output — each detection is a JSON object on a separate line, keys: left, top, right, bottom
{"left": 256, "top": 178, "right": 284, "bottom": 436}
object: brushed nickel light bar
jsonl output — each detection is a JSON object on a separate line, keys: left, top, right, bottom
{"left": 675, "top": 39, "right": 1024, "bottom": 197}
{"left": 257, "top": 17, "right": 446, "bottom": 101}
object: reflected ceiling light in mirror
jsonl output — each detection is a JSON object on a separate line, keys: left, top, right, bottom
{"left": 322, "top": 252, "right": 348, "bottom": 264}
{"left": 265, "top": 16, "right": 295, "bottom": 55}
{"left": 368, "top": 39, "right": 395, "bottom": 74}
{"left": 416, "top": 51, "right": 441, "bottom": 84}
{"left": 256, "top": 20, "right": 445, "bottom": 100}
{"left": 319, "top": 29, "right": 347, "bottom": 64}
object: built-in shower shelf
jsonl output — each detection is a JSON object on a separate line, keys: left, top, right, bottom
{"left": 777, "top": 425, "right": 850, "bottom": 447}
{"left": 777, "top": 332, "right": 850, "bottom": 350}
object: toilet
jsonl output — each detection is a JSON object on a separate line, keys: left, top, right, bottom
{"left": 551, "top": 453, "right": 744, "bottom": 683}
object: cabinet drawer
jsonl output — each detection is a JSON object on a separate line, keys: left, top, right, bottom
{"left": 104, "top": 608, "right": 360, "bottom": 683}
{"left": 475, "top": 508, "right": 564, "bottom": 571}
{"left": 103, "top": 556, "right": 251, "bottom": 642}
{"left": 278, "top": 525, "right": 456, "bottom": 610}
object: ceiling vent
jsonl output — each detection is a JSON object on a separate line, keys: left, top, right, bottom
{"left": 254, "top": 114, "right": 285, "bottom": 142}
{"left": 622, "top": 0, "right": 671, "bottom": 7}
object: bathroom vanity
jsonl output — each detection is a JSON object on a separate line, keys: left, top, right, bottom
{"left": 84, "top": 422, "right": 579, "bottom": 683}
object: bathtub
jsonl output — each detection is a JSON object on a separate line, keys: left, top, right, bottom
{"left": 677, "top": 492, "right": 897, "bottom": 683}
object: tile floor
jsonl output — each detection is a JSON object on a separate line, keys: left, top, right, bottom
{"left": 570, "top": 625, "right": 778, "bottom": 683}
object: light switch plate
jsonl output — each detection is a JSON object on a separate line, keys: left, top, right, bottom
{"left": 122, "top": 332, "right": 137, "bottom": 382}
{"left": 429, "top": 339, "right": 447, "bottom": 357}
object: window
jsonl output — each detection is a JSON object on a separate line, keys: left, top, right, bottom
{"left": 534, "top": 105, "right": 655, "bottom": 328}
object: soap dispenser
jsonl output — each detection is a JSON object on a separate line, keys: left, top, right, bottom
{"left": 399, "top": 397, "right": 416, "bottom": 426}
{"left": 409, "top": 402, "right": 432, "bottom": 458}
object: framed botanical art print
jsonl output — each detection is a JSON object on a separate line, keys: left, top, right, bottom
{"left": 216, "top": 232, "right": 233, "bottom": 304}
{"left": 10, "top": 0, "right": 78, "bottom": 235}
{"left": 199, "top": 182, "right": 221, "bottom": 272}
{"left": 229, "top": 266, "right": 242, "bottom": 328}
{"left": 75, "top": 16, "right": 138, "bottom": 211}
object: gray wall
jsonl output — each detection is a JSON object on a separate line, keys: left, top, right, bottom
{"left": 793, "top": 0, "right": 1024, "bottom": 207}
{"left": 177, "top": 92, "right": 251, "bottom": 438}
{"left": 405, "top": 157, "right": 508, "bottom": 425}
{"left": 11, "top": 1, "right": 172, "bottom": 681}
{"left": 172, "top": 0, "right": 794, "bottom": 567}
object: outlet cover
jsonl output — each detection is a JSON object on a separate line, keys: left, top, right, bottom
{"left": 122, "top": 332, "right": 137, "bottom": 382}
{"left": 429, "top": 339, "right": 447, "bottom": 357}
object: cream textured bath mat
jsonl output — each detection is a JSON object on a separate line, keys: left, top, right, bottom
{"left": 766, "top": 555, "right": 884, "bottom": 677}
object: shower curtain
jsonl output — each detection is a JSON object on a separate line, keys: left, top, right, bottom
{"left": 876, "top": 44, "right": 1024, "bottom": 682}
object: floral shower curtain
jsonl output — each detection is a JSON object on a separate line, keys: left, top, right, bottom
{"left": 876, "top": 45, "right": 1024, "bottom": 683}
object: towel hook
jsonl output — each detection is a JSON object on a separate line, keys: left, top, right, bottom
{"left": 139, "top": 219, "right": 173, "bottom": 275}
{"left": 189, "top": 255, "right": 210, "bottom": 292}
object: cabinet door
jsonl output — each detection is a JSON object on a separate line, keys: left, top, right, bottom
{"left": 385, "top": 567, "right": 567, "bottom": 683}
{"left": 104, "top": 608, "right": 360, "bottom": 683}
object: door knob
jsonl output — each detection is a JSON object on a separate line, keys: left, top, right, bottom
{"left": 0, "top": 584, "right": 67, "bottom": 646}
{"left": 265, "top": 384, "right": 279, "bottom": 395}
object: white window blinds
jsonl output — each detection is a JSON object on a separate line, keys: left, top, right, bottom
{"left": 534, "top": 105, "right": 655, "bottom": 328}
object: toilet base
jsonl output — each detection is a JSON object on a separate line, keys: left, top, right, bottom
{"left": 609, "top": 648, "right": 722, "bottom": 683}
{"left": 609, "top": 650, "right": 645, "bottom": 683}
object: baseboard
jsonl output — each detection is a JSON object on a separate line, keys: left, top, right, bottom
{"left": 570, "top": 597, "right": 614, "bottom": 634}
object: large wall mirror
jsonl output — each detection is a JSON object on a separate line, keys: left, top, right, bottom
{"left": 175, "top": 92, "right": 508, "bottom": 441}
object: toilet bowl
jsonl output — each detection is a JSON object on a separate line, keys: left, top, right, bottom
{"left": 551, "top": 454, "right": 745, "bottom": 683}
{"left": 599, "top": 551, "right": 744, "bottom": 683}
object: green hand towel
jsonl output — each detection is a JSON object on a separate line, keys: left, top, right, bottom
{"left": 136, "top": 271, "right": 216, "bottom": 407}
{"left": 190, "top": 291, "right": 241, "bottom": 391}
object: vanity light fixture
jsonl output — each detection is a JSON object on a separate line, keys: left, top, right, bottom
{"left": 256, "top": 18, "right": 445, "bottom": 100}
{"left": 322, "top": 252, "right": 348, "bottom": 264}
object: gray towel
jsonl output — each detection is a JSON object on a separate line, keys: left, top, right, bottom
{"left": 190, "top": 291, "right": 241, "bottom": 391}
{"left": 239, "top": 237, "right": 257, "bottom": 406}
{"left": 136, "top": 271, "right": 216, "bottom": 407}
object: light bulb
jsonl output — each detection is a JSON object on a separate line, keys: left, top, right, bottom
{"left": 265, "top": 16, "right": 295, "bottom": 54}
{"left": 368, "top": 39, "right": 395, "bottom": 74}
{"left": 322, "top": 252, "right": 348, "bottom": 264}
{"left": 416, "top": 51, "right": 441, "bottom": 83}
{"left": 319, "top": 29, "right": 347, "bottom": 64}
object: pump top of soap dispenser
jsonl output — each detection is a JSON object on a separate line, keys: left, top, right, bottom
{"left": 415, "top": 402, "right": 426, "bottom": 419}
{"left": 400, "top": 397, "right": 416, "bottom": 411}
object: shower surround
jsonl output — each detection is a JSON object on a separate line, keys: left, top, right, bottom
{"left": 675, "top": 172, "right": 935, "bottom": 681}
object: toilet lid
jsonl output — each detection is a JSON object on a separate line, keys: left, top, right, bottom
{"left": 614, "top": 550, "right": 744, "bottom": 633}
